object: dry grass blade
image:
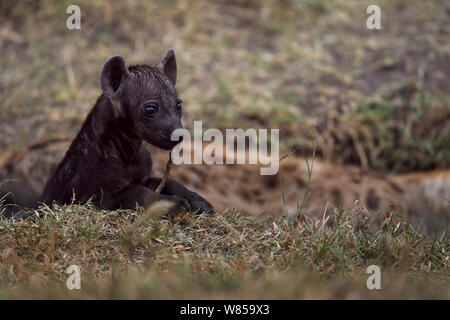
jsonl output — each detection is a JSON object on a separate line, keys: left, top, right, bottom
{"left": 156, "top": 156, "right": 172, "bottom": 194}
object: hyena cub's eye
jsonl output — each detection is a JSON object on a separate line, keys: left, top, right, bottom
{"left": 144, "top": 104, "right": 157, "bottom": 115}
{"left": 176, "top": 98, "right": 182, "bottom": 110}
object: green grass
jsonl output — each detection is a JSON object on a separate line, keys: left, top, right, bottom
{"left": 0, "top": 203, "right": 448, "bottom": 299}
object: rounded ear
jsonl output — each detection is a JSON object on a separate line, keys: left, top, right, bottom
{"left": 156, "top": 49, "right": 177, "bottom": 85}
{"left": 101, "top": 55, "right": 130, "bottom": 97}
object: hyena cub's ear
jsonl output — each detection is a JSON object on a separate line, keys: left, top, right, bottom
{"left": 101, "top": 55, "right": 130, "bottom": 98}
{"left": 156, "top": 49, "right": 177, "bottom": 85}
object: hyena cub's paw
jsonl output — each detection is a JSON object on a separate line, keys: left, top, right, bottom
{"left": 183, "top": 191, "right": 214, "bottom": 214}
{"left": 166, "top": 195, "right": 190, "bottom": 217}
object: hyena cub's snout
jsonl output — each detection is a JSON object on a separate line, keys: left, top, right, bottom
{"left": 142, "top": 114, "right": 183, "bottom": 150}
{"left": 167, "top": 118, "right": 184, "bottom": 148}
{"left": 156, "top": 118, "right": 184, "bottom": 150}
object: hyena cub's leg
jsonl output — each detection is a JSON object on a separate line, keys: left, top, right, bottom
{"left": 106, "top": 184, "right": 189, "bottom": 217}
{"left": 145, "top": 178, "right": 214, "bottom": 214}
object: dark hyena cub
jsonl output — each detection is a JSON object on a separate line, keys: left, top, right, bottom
{"left": 41, "top": 50, "right": 213, "bottom": 216}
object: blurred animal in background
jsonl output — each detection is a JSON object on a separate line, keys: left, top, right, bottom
{"left": 1, "top": 138, "right": 448, "bottom": 235}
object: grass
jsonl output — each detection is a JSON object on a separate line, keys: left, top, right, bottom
{"left": 0, "top": 0, "right": 449, "bottom": 299}
{"left": 0, "top": 202, "right": 448, "bottom": 299}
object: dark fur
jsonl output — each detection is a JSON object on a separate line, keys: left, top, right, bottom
{"left": 40, "top": 50, "right": 213, "bottom": 216}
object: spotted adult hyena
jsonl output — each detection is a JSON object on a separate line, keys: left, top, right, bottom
{"left": 1, "top": 139, "right": 448, "bottom": 234}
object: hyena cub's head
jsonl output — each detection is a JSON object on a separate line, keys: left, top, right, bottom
{"left": 100, "top": 49, "right": 183, "bottom": 150}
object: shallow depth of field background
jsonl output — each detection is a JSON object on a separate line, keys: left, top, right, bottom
{"left": 1, "top": 0, "right": 449, "bottom": 172}
{"left": 0, "top": 0, "right": 449, "bottom": 299}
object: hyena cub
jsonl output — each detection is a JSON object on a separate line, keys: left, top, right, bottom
{"left": 41, "top": 50, "right": 213, "bottom": 216}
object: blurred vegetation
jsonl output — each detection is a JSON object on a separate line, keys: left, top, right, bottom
{"left": 0, "top": 0, "right": 449, "bottom": 172}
